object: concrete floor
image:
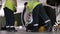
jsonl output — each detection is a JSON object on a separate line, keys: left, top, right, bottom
{"left": 0, "top": 30, "right": 60, "bottom": 34}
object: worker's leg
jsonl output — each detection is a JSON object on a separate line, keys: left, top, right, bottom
{"left": 8, "top": 10, "right": 15, "bottom": 26}
{"left": 8, "top": 9, "right": 15, "bottom": 30}
{"left": 4, "top": 7, "right": 10, "bottom": 26}
{"left": 4, "top": 7, "right": 15, "bottom": 26}
{"left": 38, "top": 4, "right": 52, "bottom": 32}
{"left": 44, "top": 6, "right": 56, "bottom": 26}
{"left": 1, "top": 7, "right": 9, "bottom": 30}
{"left": 4, "top": 7, "right": 16, "bottom": 31}
{"left": 32, "top": 6, "right": 39, "bottom": 32}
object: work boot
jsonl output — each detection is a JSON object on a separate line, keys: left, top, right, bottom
{"left": 31, "top": 26, "right": 39, "bottom": 32}
{"left": 6, "top": 26, "right": 17, "bottom": 32}
{"left": 6, "top": 27, "right": 10, "bottom": 31}
{"left": 9, "top": 27, "right": 17, "bottom": 32}
{"left": 1, "top": 27, "right": 6, "bottom": 30}
{"left": 45, "top": 21, "right": 52, "bottom": 32}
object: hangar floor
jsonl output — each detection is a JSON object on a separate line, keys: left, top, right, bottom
{"left": 0, "top": 30, "right": 60, "bottom": 34}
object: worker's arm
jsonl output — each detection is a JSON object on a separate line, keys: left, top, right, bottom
{"left": 13, "top": 0, "right": 17, "bottom": 7}
{"left": 13, "top": 0, "right": 17, "bottom": 12}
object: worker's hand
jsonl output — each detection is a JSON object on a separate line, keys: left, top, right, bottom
{"left": 14, "top": 9, "right": 17, "bottom": 12}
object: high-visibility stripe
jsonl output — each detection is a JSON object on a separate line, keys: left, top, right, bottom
{"left": 45, "top": 19, "right": 50, "bottom": 23}
{"left": 34, "top": 24, "right": 39, "bottom": 26}
{"left": 6, "top": 26, "right": 9, "bottom": 28}
{"left": 10, "top": 26, "right": 14, "bottom": 28}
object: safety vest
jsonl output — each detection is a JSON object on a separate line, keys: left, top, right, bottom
{"left": 4, "top": 0, "right": 16, "bottom": 11}
{"left": 26, "top": 2, "right": 41, "bottom": 13}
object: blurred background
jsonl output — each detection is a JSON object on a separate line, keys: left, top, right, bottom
{"left": 0, "top": 0, "right": 56, "bottom": 27}
{"left": 0, "top": 0, "right": 60, "bottom": 34}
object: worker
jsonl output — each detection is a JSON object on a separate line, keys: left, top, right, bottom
{"left": 3, "top": 0, "right": 17, "bottom": 31}
{"left": 23, "top": 0, "right": 52, "bottom": 32}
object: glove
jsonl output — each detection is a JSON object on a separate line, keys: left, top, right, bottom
{"left": 14, "top": 9, "right": 17, "bottom": 12}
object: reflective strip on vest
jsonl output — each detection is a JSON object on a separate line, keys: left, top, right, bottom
{"left": 4, "top": 0, "right": 15, "bottom": 11}
{"left": 27, "top": 2, "right": 41, "bottom": 12}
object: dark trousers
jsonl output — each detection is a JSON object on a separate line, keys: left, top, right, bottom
{"left": 4, "top": 7, "right": 15, "bottom": 26}
{"left": 32, "top": 4, "right": 50, "bottom": 31}
{"left": 32, "top": 4, "right": 50, "bottom": 25}
{"left": 44, "top": 6, "right": 56, "bottom": 26}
